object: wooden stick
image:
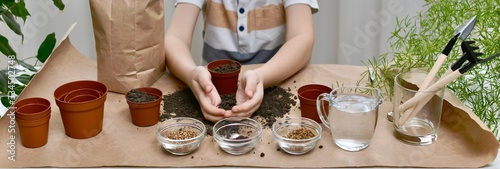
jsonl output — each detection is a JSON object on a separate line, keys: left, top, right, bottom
{"left": 397, "top": 70, "right": 462, "bottom": 126}
{"left": 421, "top": 53, "right": 448, "bottom": 89}
{"left": 399, "top": 54, "right": 448, "bottom": 117}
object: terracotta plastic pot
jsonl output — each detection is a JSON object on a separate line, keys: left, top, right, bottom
{"left": 54, "top": 80, "right": 107, "bottom": 139}
{"left": 64, "top": 88, "right": 102, "bottom": 103}
{"left": 54, "top": 80, "right": 107, "bottom": 102}
{"left": 16, "top": 114, "right": 51, "bottom": 148}
{"left": 126, "top": 87, "right": 163, "bottom": 127}
{"left": 14, "top": 97, "right": 51, "bottom": 120}
{"left": 207, "top": 59, "right": 241, "bottom": 95}
{"left": 298, "top": 84, "right": 332, "bottom": 123}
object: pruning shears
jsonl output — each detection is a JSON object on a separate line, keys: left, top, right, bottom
{"left": 397, "top": 16, "right": 478, "bottom": 126}
{"left": 419, "top": 16, "right": 477, "bottom": 90}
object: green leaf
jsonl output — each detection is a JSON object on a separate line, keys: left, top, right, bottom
{"left": 8, "top": 0, "right": 30, "bottom": 22}
{"left": 16, "top": 59, "right": 38, "bottom": 72}
{"left": 0, "top": 70, "right": 8, "bottom": 94}
{"left": 37, "top": 33, "right": 56, "bottom": 63}
{"left": 0, "top": 34, "right": 17, "bottom": 57}
{"left": 0, "top": 10, "right": 23, "bottom": 36}
{"left": 13, "top": 84, "right": 24, "bottom": 95}
{"left": 15, "top": 74, "right": 32, "bottom": 85}
{"left": 1, "top": 96, "right": 12, "bottom": 108}
{"left": 52, "top": 0, "right": 65, "bottom": 11}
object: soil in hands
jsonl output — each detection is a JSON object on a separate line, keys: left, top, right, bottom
{"left": 161, "top": 86, "right": 297, "bottom": 136}
{"left": 127, "top": 89, "right": 157, "bottom": 103}
{"left": 210, "top": 61, "right": 240, "bottom": 73}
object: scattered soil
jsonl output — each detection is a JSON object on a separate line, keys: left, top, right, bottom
{"left": 284, "top": 127, "right": 315, "bottom": 139}
{"left": 319, "top": 145, "right": 323, "bottom": 149}
{"left": 260, "top": 152, "right": 265, "bottom": 157}
{"left": 127, "top": 89, "right": 157, "bottom": 103}
{"left": 210, "top": 61, "right": 240, "bottom": 73}
{"left": 166, "top": 130, "right": 197, "bottom": 140}
{"left": 161, "top": 86, "right": 297, "bottom": 136}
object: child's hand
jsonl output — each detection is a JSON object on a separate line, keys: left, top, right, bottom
{"left": 188, "top": 66, "right": 228, "bottom": 122}
{"left": 229, "top": 70, "right": 264, "bottom": 117}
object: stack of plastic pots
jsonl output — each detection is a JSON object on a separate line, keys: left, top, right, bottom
{"left": 54, "top": 80, "right": 107, "bottom": 139}
{"left": 14, "top": 97, "right": 52, "bottom": 148}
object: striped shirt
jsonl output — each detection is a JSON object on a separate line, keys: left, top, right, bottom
{"left": 175, "top": 0, "right": 319, "bottom": 64}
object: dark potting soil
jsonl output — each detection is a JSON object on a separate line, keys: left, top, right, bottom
{"left": 160, "top": 86, "right": 297, "bottom": 136}
{"left": 211, "top": 61, "right": 240, "bottom": 73}
{"left": 127, "top": 89, "right": 157, "bottom": 103}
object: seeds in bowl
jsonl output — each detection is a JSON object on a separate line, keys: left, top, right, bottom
{"left": 166, "top": 129, "right": 198, "bottom": 140}
{"left": 284, "top": 127, "right": 315, "bottom": 139}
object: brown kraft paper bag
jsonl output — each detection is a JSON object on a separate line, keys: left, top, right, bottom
{"left": 90, "top": 0, "right": 166, "bottom": 94}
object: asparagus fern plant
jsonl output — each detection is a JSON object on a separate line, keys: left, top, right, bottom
{"left": 360, "top": 0, "right": 500, "bottom": 139}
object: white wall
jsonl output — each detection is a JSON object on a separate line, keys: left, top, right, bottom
{"left": 0, "top": 0, "right": 426, "bottom": 117}
{"left": 1, "top": 0, "right": 425, "bottom": 68}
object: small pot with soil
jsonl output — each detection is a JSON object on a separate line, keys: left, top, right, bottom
{"left": 207, "top": 59, "right": 241, "bottom": 95}
{"left": 126, "top": 87, "right": 163, "bottom": 127}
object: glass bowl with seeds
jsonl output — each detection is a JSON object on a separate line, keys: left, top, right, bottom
{"left": 272, "top": 117, "right": 322, "bottom": 155}
{"left": 213, "top": 117, "right": 263, "bottom": 155}
{"left": 156, "top": 117, "right": 206, "bottom": 155}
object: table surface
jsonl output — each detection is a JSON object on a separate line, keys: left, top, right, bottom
{"left": 0, "top": 38, "right": 498, "bottom": 168}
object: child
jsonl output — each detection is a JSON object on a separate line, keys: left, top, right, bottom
{"left": 164, "top": 0, "right": 319, "bottom": 122}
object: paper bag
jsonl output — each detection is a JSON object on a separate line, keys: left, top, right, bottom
{"left": 90, "top": 0, "right": 166, "bottom": 94}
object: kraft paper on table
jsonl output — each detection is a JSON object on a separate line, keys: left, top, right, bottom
{"left": 0, "top": 36, "right": 498, "bottom": 168}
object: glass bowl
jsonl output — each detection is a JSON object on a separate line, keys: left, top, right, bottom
{"left": 213, "top": 117, "right": 263, "bottom": 155}
{"left": 156, "top": 117, "right": 206, "bottom": 155}
{"left": 272, "top": 117, "right": 322, "bottom": 155}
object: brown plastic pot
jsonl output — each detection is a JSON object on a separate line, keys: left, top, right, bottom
{"left": 54, "top": 80, "right": 107, "bottom": 139}
{"left": 14, "top": 97, "right": 51, "bottom": 120}
{"left": 54, "top": 80, "right": 107, "bottom": 102}
{"left": 298, "top": 84, "right": 332, "bottom": 123}
{"left": 207, "top": 59, "right": 241, "bottom": 95}
{"left": 64, "top": 88, "right": 102, "bottom": 103}
{"left": 16, "top": 114, "right": 51, "bottom": 148}
{"left": 126, "top": 87, "right": 163, "bottom": 127}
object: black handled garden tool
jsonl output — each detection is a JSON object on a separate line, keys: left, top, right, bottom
{"left": 419, "top": 16, "right": 477, "bottom": 90}
{"left": 398, "top": 40, "right": 500, "bottom": 126}
{"left": 397, "top": 16, "right": 477, "bottom": 123}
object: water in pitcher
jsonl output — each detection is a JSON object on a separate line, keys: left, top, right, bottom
{"left": 330, "top": 93, "right": 378, "bottom": 151}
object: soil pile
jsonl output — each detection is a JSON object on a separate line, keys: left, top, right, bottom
{"left": 127, "top": 89, "right": 157, "bottom": 103}
{"left": 210, "top": 61, "right": 240, "bottom": 73}
{"left": 161, "top": 86, "right": 297, "bottom": 135}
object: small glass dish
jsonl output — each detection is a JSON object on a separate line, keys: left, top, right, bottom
{"left": 156, "top": 117, "right": 206, "bottom": 155}
{"left": 213, "top": 117, "right": 263, "bottom": 155}
{"left": 272, "top": 117, "right": 322, "bottom": 155}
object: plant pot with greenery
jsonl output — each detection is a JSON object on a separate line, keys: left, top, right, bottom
{"left": 126, "top": 87, "right": 163, "bottom": 127}
{"left": 207, "top": 59, "right": 241, "bottom": 95}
